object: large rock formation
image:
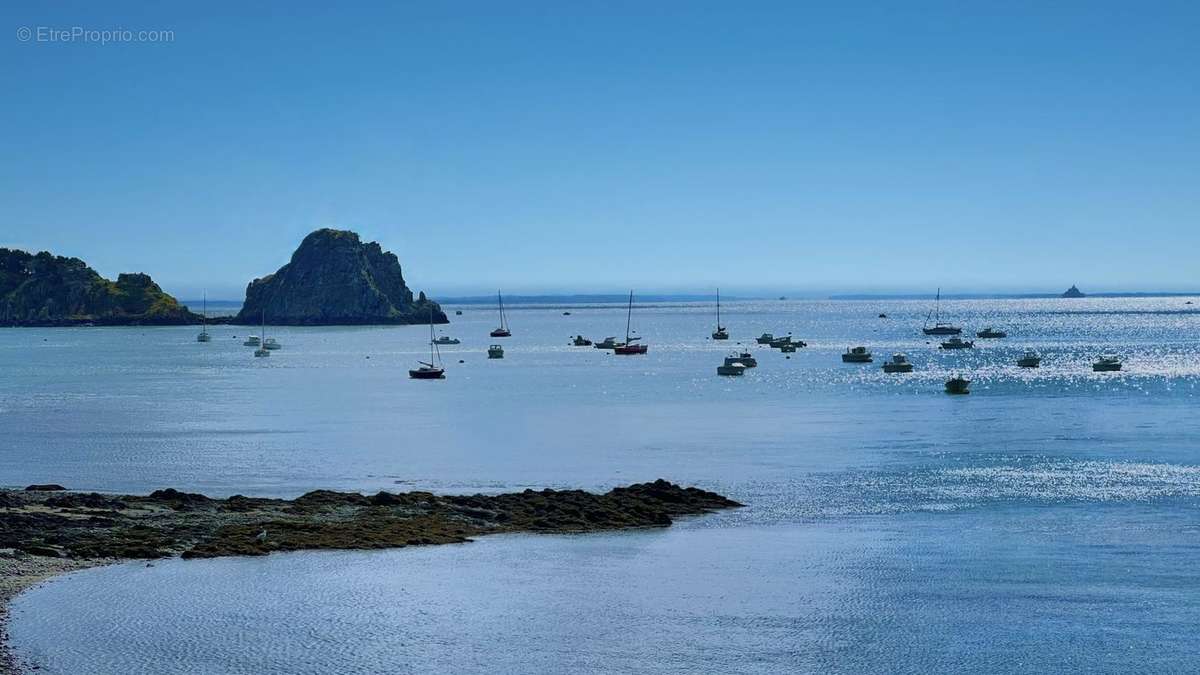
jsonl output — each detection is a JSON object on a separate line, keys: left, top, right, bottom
{"left": 0, "top": 248, "right": 199, "bottom": 326}
{"left": 234, "top": 229, "right": 447, "bottom": 325}
{"left": 1062, "top": 284, "right": 1085, "bottom": 298}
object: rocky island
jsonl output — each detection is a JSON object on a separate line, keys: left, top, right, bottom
{"left": 0, "top": 480, "right": 738, "bottom": 670}
{"left": 234, "top": 229, "right": 447, "bottom": 325}
{"left": 0, "top": 249, "right": 199, "bottom": 327}
{"left": 1062, "top": 284, "right": 1086, "bottom": 298}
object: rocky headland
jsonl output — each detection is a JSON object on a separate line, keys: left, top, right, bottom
{"left": 233, "top": 229, "right": 447, "bottom": 325}
{"left": 0, "top": 249, "right": 199, "bottom": 327}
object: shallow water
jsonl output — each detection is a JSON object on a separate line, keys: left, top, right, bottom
{"left": 5, "top": 297, "right": 1200, "bottom": 672}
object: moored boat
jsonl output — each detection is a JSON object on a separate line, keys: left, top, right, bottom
{"left": 410, "top": 307, "right": 446, "bottom": 379}
{"left": 779, "top": 343, "right": 797, "bottom": 353}
{"left": 262, "top": 337, "right": 282, "bottom": 350}
{"left": 434, "top": 336, "right": 461, "bottom": 345}
{"left": 922, "top": 287, "right": 962, "bottom": 335}
{"left": 716, "top": 362, "right": 746, "bottom": 376}
{"left": 939, "top": 337, "right": 974, "bottom": 350}
{"left": 1017, "top": 350, "right": 1041, "bottom": 368}
{"left": 571, "top": 335, "right": 593, "bottom": 346}
{"left": 755, "top": 333, "right": 775, "bottom": 345}
{"left": 724, "top": 352, "right": 757, "bottom": 368}
{"left": 945, "top": 375, "right": 971, "bottom": 394}
{"left": 487, "top": 344, "right": 504, "bottom": 359}
{"left": 490, "top": 290, "right": 511, "bottom": 338}
{"left": 711, "top": 288, "right": 729, "bottom": 340}
{"left": 612, "top": 290, "right": 648, "bottom": 355}
{"left": 196, "top": 292, "right": 212, "bottom": 342}
{"left": 593, "top": 337, "right": 620, "bottom": 350}
{"left": 253, "top": 311, "right": 270, "bottom": 358}
{"left": 976, "top": 327, "right": 1007, "bottom": 339}
{"left": 1092, "top": 355, "right": 1122, "bottom": 372}
{"left": 882, "top": 353, "right": 913, "bottom": 373}
{"left": 842, "top": 346, "right": 872, "bottom": 363}
{"left": 243, "top": 335, "right": 261, "bottom": 347}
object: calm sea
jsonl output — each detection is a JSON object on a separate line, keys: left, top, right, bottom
{"left": 5, "top": 297, "right": 1200, "bottom": 673}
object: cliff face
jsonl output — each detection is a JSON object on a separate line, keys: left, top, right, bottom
{"left": 0, "top": 249, "right": 198, "bottom": 326}
{"left": 234, "top": 229, "right": 447, "bottom": 325}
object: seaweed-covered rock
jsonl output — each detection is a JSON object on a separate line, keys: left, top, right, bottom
{"left": 0, "top": 481, "right": 741, "bottom": 563}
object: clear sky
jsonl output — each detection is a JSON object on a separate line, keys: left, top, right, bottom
{"left": 2, "top": 1, "right": 1197, "bottom": 299}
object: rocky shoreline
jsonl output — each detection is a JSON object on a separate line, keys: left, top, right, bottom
{"left": 0, "top": 480, "right": 739, "bottom": 673}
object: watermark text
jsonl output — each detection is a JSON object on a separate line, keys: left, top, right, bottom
{"left": 16, "top": 26, "right": 175, "bottom": 45}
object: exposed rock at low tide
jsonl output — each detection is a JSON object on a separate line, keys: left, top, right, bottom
{"left": 0, "top": 480, "right": 740, "bottom": 562}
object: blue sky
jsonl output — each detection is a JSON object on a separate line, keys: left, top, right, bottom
{"left": 2, "top": 1, "right": 1197, "bottom": 299}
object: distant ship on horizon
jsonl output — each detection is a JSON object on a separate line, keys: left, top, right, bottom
{"left": 1062, "top": 285, "right": 1086, "bottom": 298}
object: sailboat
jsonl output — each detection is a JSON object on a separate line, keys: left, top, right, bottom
{"left": 922, "top": 287, "right": 962, "bottom": 335}
{"left": 711, "top": 288, "right": 729, "bottom": 340}
{"left": 410, "top": 307, "right": 446, "bottom": 379}
{"left": 490, "top": 290, "right": 511, "bottom": 338}
{"left": 253, "top": 311, "right": 270, "bottom": 357}
{"left": 196, "top": 292, "right": 212, "bottom": 342}
{"left": 613, "top": 290, "right": 648, "bottom": 355}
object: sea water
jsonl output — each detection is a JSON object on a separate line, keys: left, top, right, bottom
{"left": 5, "top": 297, "right": 1200, "bottom": 673}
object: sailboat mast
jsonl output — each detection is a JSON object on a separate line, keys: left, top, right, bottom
{"left": 429, "top": 306, "right": 436, "bottom": 364}
{"left": 202, "top": 292, "right": 207, "bottom": 328}
{"left": 497, "top": 290, "right": 505, "bottom": 330}
{"left": 935, "top": 287, "right": 941, "bottom": 323}
{"left": 716, "top": 288, "right": 720, "bottom": 328}
{"left": 625, "top": 290, "right": 633, "bottom": 342}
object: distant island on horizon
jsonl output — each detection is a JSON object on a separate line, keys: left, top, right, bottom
{"left": 180, "top": 289, "right": 1200, "bottom": 309}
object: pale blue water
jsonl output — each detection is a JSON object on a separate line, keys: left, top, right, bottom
{"left": 5, "top": 298, "right": 1200, "bottom": 673}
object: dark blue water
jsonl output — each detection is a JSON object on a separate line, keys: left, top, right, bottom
{"left": 5, "top": 298, "right": 1200, "bottom": 672}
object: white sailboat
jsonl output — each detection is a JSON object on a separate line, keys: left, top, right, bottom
{"left": 196, "top": 292, "right": 212, "bottom": 342}
{"left": 411, "top": 307, "right": 446, "bottom": 378}
{"left": 254, "top": 311, "right": 270, "bottom": 357}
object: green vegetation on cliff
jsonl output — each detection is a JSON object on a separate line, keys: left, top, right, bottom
{"left": 0, "top": 248, "right": 198, "bottom": 326}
